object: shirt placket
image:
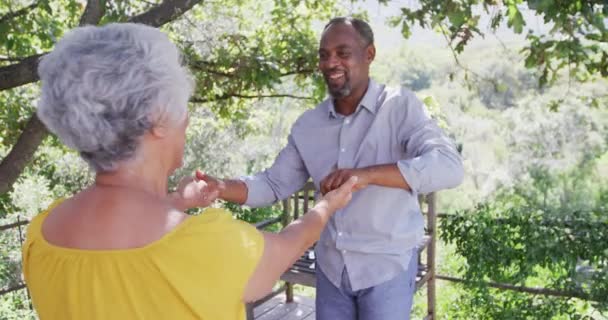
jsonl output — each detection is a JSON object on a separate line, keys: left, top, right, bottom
{"left": 335, "top": 114, "right": 354, "bottom": 257}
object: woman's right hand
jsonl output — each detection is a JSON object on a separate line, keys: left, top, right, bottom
{"left": 170, "top": 172, "right": 220, "bottom": 210}
{"left": 320, "top": 176, "right": 358, "bottom": 212}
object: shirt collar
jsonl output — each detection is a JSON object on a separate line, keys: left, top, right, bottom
{"left": 326, "top": 79, "right": 380, "bottom": 119}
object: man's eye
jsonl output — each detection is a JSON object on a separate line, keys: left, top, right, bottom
{"left": 338, "top": 51, "right": 351, "bottom": 58}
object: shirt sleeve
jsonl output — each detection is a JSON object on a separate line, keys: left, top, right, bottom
{"left": 396, "top": 91, "right": 464, "bottom": 194}
{"left": 241, "top": 134, "right": 310, "bottom": 207}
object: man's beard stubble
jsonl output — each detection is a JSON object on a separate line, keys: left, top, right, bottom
{"left": 327, "top": 80, "right": 352, "bottom": 98}
{"left": 325, "top": 72, "right": 352, "bottom": 98}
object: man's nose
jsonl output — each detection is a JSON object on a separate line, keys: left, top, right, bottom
{"left": 322, "top": 54, "right": 340, "bottom": 69}
{"left": 328, "top": 54, "right": 341, "bottom": 68}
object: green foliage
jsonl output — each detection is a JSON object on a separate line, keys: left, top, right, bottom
{"left": 0, "top": 0, "right": 81, "bottom": 58}
{"left": 0, "top": 136, "right": 92, "bottom": 219}
{"left": 166, "top": 0, "right": 340, "bottom": 120}
{"left": 9, "top": 174, "right": 53, "bottom": 218}
{"left": 0, "top": 291, "right": 36, "bottom": 320}
{"left": 446, "top": 286, "right": 582, "bottom": 320}
{"left": 0, "top": 228, "right": 25, "bottom": 289}
{"left": 386, "top": 0, "right": 607, "bottom": 87}
{"left": 1, "top": 0, "right": 607, "bottom": 318}
{"left": 222, "top": 202, "right": 283, "bottom": 232}
{"left": 441, "top": 160, "right": 608, "bottom": 318}
{"left": 0, "top": 85, "right": 37, "bottom": 147}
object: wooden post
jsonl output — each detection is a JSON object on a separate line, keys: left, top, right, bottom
{"left": 427, "top": 193, "right": 437, "bottom": 320}
{"left": 246, "top": 303, "right": 255, "bottom": 320}
{"left": 302, "top": 187, "right": 310, "bottom": 213}
{"left": 282, "top": 197, "right": 295, "bottom": 303}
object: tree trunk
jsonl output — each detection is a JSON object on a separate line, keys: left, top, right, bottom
{"left": 0, "top": 116, "right": 48, "bottom": 195}
{"left": 0, "top": 0, "right": 203, "bottom": 195}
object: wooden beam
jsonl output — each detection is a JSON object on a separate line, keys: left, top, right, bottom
{"left": 0, "top": 219, "right": 29, "bottom": 232}
{"left": 0, "top": 283, "right": 26, "bottom": 296}
{"left": 436, "top": 274, "right": 593, "bottom": 301}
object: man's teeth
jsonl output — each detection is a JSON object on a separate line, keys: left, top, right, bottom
{"left": 329, "top": 73, "right": 344, "bottom": 79}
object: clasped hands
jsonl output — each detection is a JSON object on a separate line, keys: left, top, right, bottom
{"left": 169, "top": 170, "right": 222, "bottom": 211}
{"left": 171, "top": 168, "right": 369, "bottom": 210}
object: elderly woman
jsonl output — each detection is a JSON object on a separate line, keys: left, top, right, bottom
{"left": 22, "top": 23, "right": 356, "bottom": 320}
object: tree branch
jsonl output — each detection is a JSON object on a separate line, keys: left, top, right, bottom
{"left": 439, "top": 24, "right": 500, "bottom": 89}
{"left": 189, "top": 59, "right": 315, "bottom": 78}
{"left": 128, "top": 0, "right": 201, "bottom": 27}
{"left": 0, "top": 115, "right": 49, "bottom": 195}
{"left": 0, "top": 0, "right": 203, "bottom": 92}
{"left": 191, "top": 93, "right": 314, "bottom": 103}
{"left": 0, "top": 55, "right": 35, "bottom": 62}
{"left": 189, "top": 60, "right": 236, "bottom": 77}
{"left": 0, "top": 1, "right": 40, "bottom": 26}
{"left": 78, "top": 0, "right": 104, "bottom": 26}
{"left": 436, "top": 274, "right": 594, "bottom": 301}
{"left": 0, "top": 53, "right": 45, "bottom": 91}
{"left": 280, "top": 69, "right": 315, "bottom": 76}
{"left": 0, "top": 0, "right": 107, "bottom": 195}
{"left": 0, "top": 0, "right": 203, "bottom": 195}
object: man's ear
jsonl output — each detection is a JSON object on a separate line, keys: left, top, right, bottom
{"left": 367, "top": 44, "right": 376, "bottom": 63}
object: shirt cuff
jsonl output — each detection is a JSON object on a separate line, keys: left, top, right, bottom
{"left": 397, "top": 158, "right": 426, "bottom": 194}
{"left": 239, "top": 175, "right": 276, "bottom": 208}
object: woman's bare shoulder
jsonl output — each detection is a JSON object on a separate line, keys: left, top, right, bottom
{"left": 42, "top": 189, "right": 190, "bottom": 250}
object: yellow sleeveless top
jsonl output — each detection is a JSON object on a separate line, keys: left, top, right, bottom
{"left": 22, "top": 201, "right": 264, "bottom": 320}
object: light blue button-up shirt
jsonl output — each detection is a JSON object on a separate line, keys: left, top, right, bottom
{"left": 243, "top": 79, "right": 464, "bottom": 290}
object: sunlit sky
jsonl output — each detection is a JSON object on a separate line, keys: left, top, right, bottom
{"left": 332, "top": 1, "right": 552, "bottom": 52}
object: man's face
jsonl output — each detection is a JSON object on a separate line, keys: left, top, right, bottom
{"left": 318, "top": 23, "right": 374, "bottom": 99}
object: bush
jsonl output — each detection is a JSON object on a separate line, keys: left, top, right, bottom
{"left": 441, "top": 160, "right": 608, "bottom": 318}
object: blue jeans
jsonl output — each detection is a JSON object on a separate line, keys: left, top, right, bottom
{"left": 315, "top": 252, "right": 418, "bottom": 320}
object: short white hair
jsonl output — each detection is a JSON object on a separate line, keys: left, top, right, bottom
{"left": 37, "top": 23, "right": 194, "bottom": 172}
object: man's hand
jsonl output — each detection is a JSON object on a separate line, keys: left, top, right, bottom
{"left": 196, "top": 170, "right": 249, "bottom": 205}
{"left": 170, "top": 170, "right": 221, "bottom": 210}
{"left": 321, "top": 176, "right": 359, "bottom": 211}
{"left": 320, "top": 168, "right": 369, "bottom": 195}
{"left": 320, "top": 164, "right": 411, "bottom": 195}
{"left": 195, "top": 170, "right": 225, "bottom": 197}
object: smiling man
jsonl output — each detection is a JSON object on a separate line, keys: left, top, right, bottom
{"left": 191, "top": 17, "right": 464, "bottom": 319}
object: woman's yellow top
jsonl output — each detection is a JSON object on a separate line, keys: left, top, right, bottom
{"left": 22, "top": 201, "right": 264, "bottom": 320}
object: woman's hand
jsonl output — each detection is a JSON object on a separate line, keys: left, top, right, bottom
{"left": 169, "top": 172, "right": 220, "bottom": 210}
{"left": 319, "top": 176, "right": 358, "bottom": 212}
{"left": 320, "top": 169, "right": 369, "bottom": 195}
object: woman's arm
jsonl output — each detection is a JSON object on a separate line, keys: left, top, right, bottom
{"left": 242, "top": 176, "right": 357, "bottom": 302}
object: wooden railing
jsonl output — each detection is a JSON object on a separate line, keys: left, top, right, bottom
{"left": 247, "top": 182, "right": 438, "bottom": 320}
{"left": 0, "top": 216, "right": 30, "bottom": 302}
{"left": 2, "top": 186, "right": 594, "bottom": 319}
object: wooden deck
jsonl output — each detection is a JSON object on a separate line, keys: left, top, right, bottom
{"left": 253, "top": 295, "right": 315, "bottom": 320}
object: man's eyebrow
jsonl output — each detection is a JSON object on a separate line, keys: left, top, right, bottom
{"left": 318, "top": 44, "right": 353, "bottom": 52}
{"left": 336, "top": 44, "right": 352, "bottom": 50}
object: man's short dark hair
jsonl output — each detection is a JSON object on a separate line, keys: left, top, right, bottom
{"left": 323, "top": 17, "right": 374, "bottom": 46}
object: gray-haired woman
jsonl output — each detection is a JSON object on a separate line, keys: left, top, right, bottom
{"left": 22, "top": 23, "right": 357, "bottom": 320}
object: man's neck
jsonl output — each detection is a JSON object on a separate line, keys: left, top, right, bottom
{"left": 334, "top": 80, "right": 369, "bottom": 116}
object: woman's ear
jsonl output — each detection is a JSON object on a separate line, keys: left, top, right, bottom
{"left": 150, "top": 124, "right": 168, "bottom": 139}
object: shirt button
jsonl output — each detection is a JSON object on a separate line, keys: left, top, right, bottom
{"left": 342, "top": 250, "right": 347, "bottom": 254}
{"left": 340, "top": 148, "right": 346, "bottom": 152}
{"left": 345, "top": 119, "right": 350, "bottom": 124}
{"left": 338, "top": 232, "right": 343, "bottom": 236}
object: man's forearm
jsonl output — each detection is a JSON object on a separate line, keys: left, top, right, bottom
{"left": 219, "top": 179, "right": 249, "bottom": 204}
{"left": 361, "top": 164, "right": 411, "bottom": 191}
